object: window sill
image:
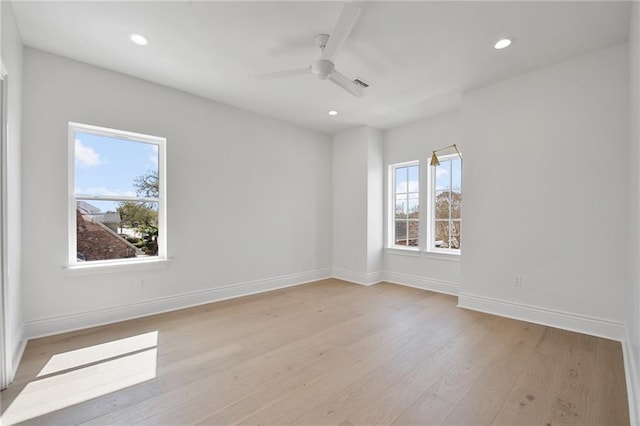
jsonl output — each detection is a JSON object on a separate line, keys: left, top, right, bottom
{"left": 385, "top": 247, "right": 421, "bottom": 257}
{"left": 385, "top": 248, "right": 461, "bottom": 262}
{"left": 423, "top": 251, "right": 461, "bottom": 262}
{"left": 65, "top": 258, "right": 172, "bottom": 276}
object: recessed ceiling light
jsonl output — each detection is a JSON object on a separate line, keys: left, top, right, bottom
{"left": 494, "top": 37, "right": 514, "bottom": 50}
{"left": 129, "top": 33, "right": 149, "bottom": 46}
{"left": 328, "top": 110, "right": 338, "bottom": 116}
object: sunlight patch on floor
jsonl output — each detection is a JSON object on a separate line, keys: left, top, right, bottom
{"left": 2, "top": 332, "right": 158, "bottom": 425}
{"left": 38, "top": 331, "right": 158, "bottom": 377}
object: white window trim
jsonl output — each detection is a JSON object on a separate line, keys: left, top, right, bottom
{"left": 65, "top": 258, "right": 172, "bottom": 276}
{"left": 387, "top": 160, "right": 420, "bottom": 251}
{"left": 385, "top": 247, "right": 421, "bottom": 257}
{"left": 422, "top": 251, "right": 460, "bottom": 262}
{"left": 0, "top": 59, "right": 9, "bottom": 389}
{"left": 427, "top": 153, "right": 461, "bottom": 256}
{"left": 67, "top": 122, "right": 167, "bottom": 269}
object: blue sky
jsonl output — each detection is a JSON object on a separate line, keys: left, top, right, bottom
{"left": 395, "top": 165, "right": 419, "bottom": 194}
{"left": 395, "top": 165, "right": 419, "bottom": 214}
{"left": 75, "top": 132, "right": 158, "bottom": 212}
{"left": 435, "top": 158, "right": 462, "bottom": 191}
{"left": 394, "top": 159, "right": 462, "bottom": 193}
{"left": 395, "top": 159, "right": 461, "bottom": 215}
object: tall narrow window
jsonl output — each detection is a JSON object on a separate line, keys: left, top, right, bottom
{"left": 68, "top": 123, "right": 166, "bottom": 266}
{"left": 390, "top": 162, "right": 419, "bottom": 248}
{"left": 429, "top": 154, "right": 462, "bottom": 253}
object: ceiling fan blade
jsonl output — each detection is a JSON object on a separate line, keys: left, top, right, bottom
{"left": 328, "top": 70, "right": 364, "bottom": 98}
{"left": 321, "top": 3, "right": 361, "bottom": 62}
{"left": 256, "top": 67, "right": 311, "bottom": 80}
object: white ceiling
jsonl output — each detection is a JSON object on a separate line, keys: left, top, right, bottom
{"left": 11, "top": 1, "right": 630, "bottom": 134}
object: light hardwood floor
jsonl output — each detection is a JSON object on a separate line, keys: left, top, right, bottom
{"left": 0, "top": 279, "right": 630, "bottom": 425}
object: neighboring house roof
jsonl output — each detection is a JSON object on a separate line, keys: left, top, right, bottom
{"left": 76, "top": 209, "right": 143, "bottom": 261}
{"left": 102, "top": 212, "right": 121, "bottom": 224}
{"left": 91, "top": 212, "right": 122, "bottom": 224}
{"left": 77, "top": 200, "right": 101, "bottom": 214}
{"left": 77, "top": 201, "right": 121, "bottom": 224}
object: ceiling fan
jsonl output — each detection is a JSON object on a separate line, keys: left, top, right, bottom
{"left": 257, "top": 2, "right": 367, "bottom": 98}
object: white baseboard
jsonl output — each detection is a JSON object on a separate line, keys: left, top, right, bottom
{"left": 382, "top": 271, "right": 460, "bottom": 296}
{"left": 623, "top": 328, "right": 640, "bottom": 425}
{"left": 458, "top": 292, "right": 626, "bottom": 342}
{"left": 15, "top": 270, "right": 640, "bottom": 423}
{"left": 459, "top": 292, "right": 637, "bottom": 423}
{"left": 331, "top": 268, "right": 382, "bottom": 286}
{"left": 25, "top": 268, "right": 332, "bottom": 339}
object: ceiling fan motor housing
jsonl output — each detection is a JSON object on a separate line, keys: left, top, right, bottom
{"left": 314, "top": 34, "right": 330, "bottom": 48}
{"left": 312, "top": 59, "right": 335, "bottom": 80}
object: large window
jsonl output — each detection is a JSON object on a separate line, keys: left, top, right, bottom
{"left": 388, "top": 154, "right": 462, "bottom": 255}
{"left": 68, "top": 123, "right": 166, "bottom": 266}
{"left": 390, "top": 162, "right": 419, "bottom": 248}
{"left": 429, "top": 154, "right": 462, "bottom": 253}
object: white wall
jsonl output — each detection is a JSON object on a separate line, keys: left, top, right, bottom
{"left": 382, "top": 111, "right": 462, "bottom": 295}
{"left": 459, "top": 44, "right": 629, "bottom": 338}
{"left": 332, "top": 126, "right": 368, "bottom": 279}
{"left": 627, "top": 2, "right": 640, "bottom": 422}
{"left": 366, "top": 127, "right": 383, "bottom": 277}
{"left": 21, "top": 49, "right": 333, "bottom": 337}
{"left": 332, "top": 125, "right": 383, "bottom": 284}
{"left": 1, "top": 0, "right": 24, "bottom": 384}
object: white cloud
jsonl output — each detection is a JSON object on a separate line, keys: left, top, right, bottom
{"left": 75, "top": 139, "right": 102, "bottom": 167}
{"left": 86, "top": 187, "right": 137, "bottom": 197}
{"left": 396, "top": 181, "right": 419, "bottom": 193}
{"left": 436, "top": 169, "right": 449, "bottom": 178}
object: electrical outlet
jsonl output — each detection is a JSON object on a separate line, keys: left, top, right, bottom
{"left": 513, "top": 275, "right": 522, "bottom": 287}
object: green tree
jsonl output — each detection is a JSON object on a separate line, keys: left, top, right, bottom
{"left": 434, "top": 191, "right": 461, "bottom": 249}
{"left": 117, "top": 170, "right": 160, "bottom": 255}
{"left": 117, "top": 201, "right": 157, "bottom": 229}
{"left": 134, "top": 170, "right": 159, "bottom": 198}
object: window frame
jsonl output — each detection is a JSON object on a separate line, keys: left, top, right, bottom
{"left": 388, "top": 160, "right": 420, "bottom": 251}
{"left": 427, "top": 153, "right": 462, "bottom": 256}
{"left": 67, "top": 122, "right": 167, "bottom": 269}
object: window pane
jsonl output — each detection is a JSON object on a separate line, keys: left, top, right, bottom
{"left": 435, "top": 191, "right": 451, "bottom": 220}
{"left": 75, "top": 132, "right": 159, "bottom": 198}
{"left": 451, "top": 158, "right": 462, "bottom": 191}
{"left": 451, "top": 191, "right": 462, "bottom": 219}
{"left": 434, "top": 220, "right": 449, "bottom": 248}
{"left": 435, "top": 160, "right": 451, "bottom": 191}
{"left": 76, "top": 199, "right": 159, "bottom": 262}
{"left": 408, "top": 220, "right": 419, "bottom": 246}
{"left": 395, "top": 167, "right": 408, "bottom": 194}
{"left": 395, "top": 220, "right": 408, "bottom": 246}
{"left": 451, "top": 221, "right": 461, "bottom": 249}
{"left": 408, "top": 165, "right": 419, "bottom": 194}
{"left": 429, "top": 155, "right": 461, "bottom": 252}
{"left": 395, "top": 194, "right": 407, "bottom": 219}
{"left": 408, "top": 195, "right": 419, "bottom": 219}
{"left": 391, "top": 162, "right": 419, "bottom": 248}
